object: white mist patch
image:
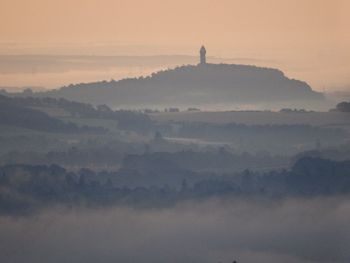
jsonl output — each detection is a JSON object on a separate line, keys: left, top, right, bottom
{"left": 0, "top": 197, "right": 349, "bottom": 263}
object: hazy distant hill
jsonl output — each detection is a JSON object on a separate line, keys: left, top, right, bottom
{"left": 34, "top": 63, "right": 323, "bottom": 108}
{"left": 0, "top": 95, "right": 87, "bottom": 133}
{"left": 0, "top": 95, "right": 153, "bottom": 133}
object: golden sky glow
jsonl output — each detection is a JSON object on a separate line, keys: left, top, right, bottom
{"left": 1, "top": 0, "right": 349, "bottom": 48}
{"left": 0, "top": 0, "right": 349, "bottom": 91}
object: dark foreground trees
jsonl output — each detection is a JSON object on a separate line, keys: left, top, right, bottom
{"left": 0, "top": 157, "right": 350, "bottom": 215}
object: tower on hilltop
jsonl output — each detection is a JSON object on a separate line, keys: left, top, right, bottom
{"left": 200, "top": 46, "right": 206, "bottom": 65}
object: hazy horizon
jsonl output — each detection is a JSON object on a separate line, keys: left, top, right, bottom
{"left": 0, "top": 51, "right": 349, "bottom": 94}
{"left": 1, "top": 0, "right": 350, "bottom": 92}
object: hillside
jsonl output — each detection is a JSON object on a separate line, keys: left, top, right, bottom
{"left": 0, "top": 95, "right": 153, "bottom": 128}
{"left": 0, "top": 95, "right": 105, "bottom": 133}
{"left": 33, "top": 63, "right": 324, "bottom": 108}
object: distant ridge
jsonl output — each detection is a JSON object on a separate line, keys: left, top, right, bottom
{"left": 30, "top": 63, "right": 324, "bottom": 108}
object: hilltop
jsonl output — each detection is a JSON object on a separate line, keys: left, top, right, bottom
{"left": 28, "top": 63, "right": 324, "bottom": 108}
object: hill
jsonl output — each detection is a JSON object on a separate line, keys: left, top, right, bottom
{"left": 0, "top": 95, "right": 154, "bottom": 132}
{"left": 32, "top": 63, "right": 324, "bottom": 108}
{"left": 0, "top": 95, "right": 104, "bottom": 133}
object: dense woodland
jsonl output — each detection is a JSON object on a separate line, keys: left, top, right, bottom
{"left": 1, "top": 157, "right": 350, "bottom": 215}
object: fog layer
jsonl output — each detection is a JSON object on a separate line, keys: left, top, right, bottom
{"left": 1, "top": 197, "right": 349, "bottom": 263}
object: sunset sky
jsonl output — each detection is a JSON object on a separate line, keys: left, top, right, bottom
{"left": 0, "top": 0, "right": 349, "bottom": 91}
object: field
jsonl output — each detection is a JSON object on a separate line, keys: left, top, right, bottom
{"left": 151, "top": 111, "right": 350, "bottom": 129}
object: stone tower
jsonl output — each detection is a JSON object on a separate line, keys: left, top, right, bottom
{"left": 200, "top": 45, "right": 206, "bottom": 65}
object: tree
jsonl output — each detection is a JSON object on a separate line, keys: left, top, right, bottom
{"left": 336, "top": 101, "right": 350, "bottom": 112}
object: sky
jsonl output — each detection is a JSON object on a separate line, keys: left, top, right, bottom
{"left": 0, "top": 0, "right": 349, "bottom": 91}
